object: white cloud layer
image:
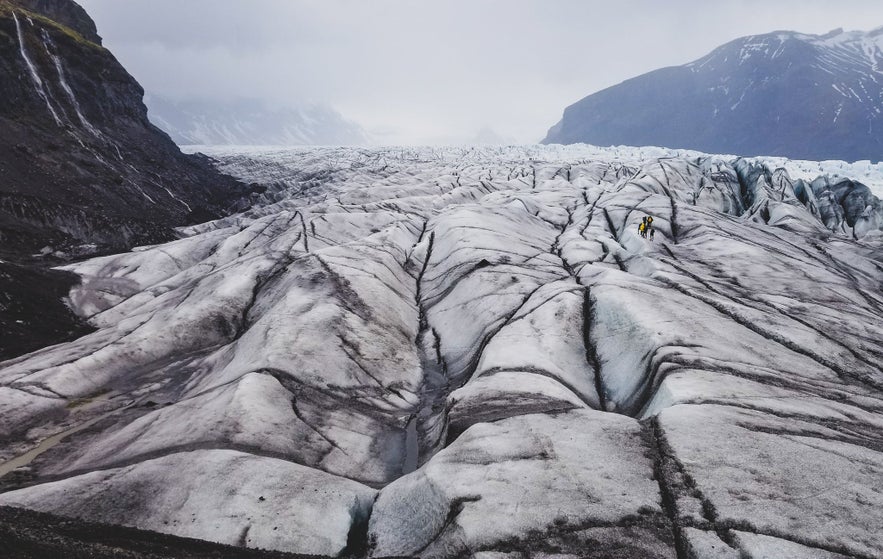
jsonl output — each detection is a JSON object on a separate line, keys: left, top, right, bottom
{"left": 78, "top": 0, "right": 882, "bottom": 144}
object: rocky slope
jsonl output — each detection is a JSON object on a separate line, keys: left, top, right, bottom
{"left": 0, "top": 0, "right": 247, "bottom": 255}
{"left": 0, "top": 0, "right": 249, "bottom": 359}
{"left": 146, "top": 95, "right": 371, "bottom": 147}
{"left": 0, "top": 145, "right": 881, "bottom": 558}
{"left": 0, "top": 505, "right": 311, "bottom": 558}
{"left": 543, "top": 28, "right": 883, "bottom": 162}
{"left": 10, "top": 0, "right": 99, "bottom": 43}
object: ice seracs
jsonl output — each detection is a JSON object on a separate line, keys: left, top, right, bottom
{"left": 1, "top": 144, "right": 882, "bottom": 558}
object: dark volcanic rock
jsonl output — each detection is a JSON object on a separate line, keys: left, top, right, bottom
{"left": 0, "top": 261, "right": 93, "bottom": 360}
{"left": 0, "top": 0, "right": 250, "bottom": 358}
{"left": 0, "top": 505, "right": 314, "bottom": 559}
{"left": 10, "top": 0, "right": 100, "bottom": 44}
{"left": 543, "top": 28, "right": 883, "bottom": 162}
{"left": 0, "top": 1, "right": 247, "bottom": 255}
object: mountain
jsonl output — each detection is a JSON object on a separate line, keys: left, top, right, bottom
{"left": 543, "top": 27, "right": 883, "bottom": 162}
{"left": 467, "top": 126, "right": 516, "bottom": 145}
{"left": 1, "top": 145, "right": 881, "bottom": 558}
{"left": 0, "top": 0, "right": 248, "bottom": 258}
{"left": 0, "top": 0, "right": 251, "bottom": 358}
{"left": 8, "top": 0, "right": 99, "bottom": 43}
{"left": 146, "top": 95, "right": 371, "bottom": 146}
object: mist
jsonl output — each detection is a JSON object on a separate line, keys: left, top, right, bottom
{"left": 78, "top": 0, "right": 882, "bottom": 144}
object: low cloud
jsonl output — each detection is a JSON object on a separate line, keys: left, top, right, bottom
{"left": 79, "top": 0, "right": 882, "bottom": 144}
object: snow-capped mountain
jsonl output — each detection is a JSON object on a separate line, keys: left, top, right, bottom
{"left": 468, "top": 126, "right": 517, "bottom": 145}
{"left": 1, "top": 144, "right": 882, "bottom": 558}
{"left": 146, "top": 95, "right": 371, "bottom": 146}
{"left": 544, "top": 27, "right": 883, "bottom": 162}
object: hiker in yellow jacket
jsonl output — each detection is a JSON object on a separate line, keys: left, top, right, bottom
{"left": 638, "top": 215, "right": 654, "bottom": 239}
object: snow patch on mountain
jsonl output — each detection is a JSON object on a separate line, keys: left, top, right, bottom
{"left": 146, "top": 95, "right": 371, "bottom": 146}
{"left": 545, "top": 27, "right": 883, "bottom": 162}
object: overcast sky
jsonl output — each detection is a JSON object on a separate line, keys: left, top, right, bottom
{"left": 78, "top": 0, "right": 881, "bottom": 144}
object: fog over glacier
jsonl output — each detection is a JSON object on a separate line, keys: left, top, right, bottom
{"left": 77, "top": 0, "right": 882, "bottom": 144}
{"left": 1, "top": 145, "right": 882, "bottom": 557}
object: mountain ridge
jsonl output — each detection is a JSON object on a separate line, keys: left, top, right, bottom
{"left": 543, "top": 27, "right": 883, "bottom": 162}
{"left": 146, "top": 95, "right": 371, "bottom": 147}
{"left": 6, "top": 0, "right": 101, "bottom": 45}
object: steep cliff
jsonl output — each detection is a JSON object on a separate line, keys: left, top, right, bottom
{"left": 11, "top": 0, "right": 100, "bottom": 44}
{"left": 0, "top": 0, "right": 249, "bottom": 358}
{"left": 0, "top": 0, "right": 247, "bottom": 258}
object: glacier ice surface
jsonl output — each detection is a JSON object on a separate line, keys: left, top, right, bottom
{"left": 1, "top": 144, "right": 882, "bottom": 557}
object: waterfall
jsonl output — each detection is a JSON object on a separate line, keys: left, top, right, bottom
{"left": 42, "top": 29, "right": 101, "bottom": 138}
{"left": 12, "top": 11, "right": 63, "bottom": 127}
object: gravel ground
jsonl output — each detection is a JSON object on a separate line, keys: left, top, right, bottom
{"left": 0, "top": 506, "right": 322, "bottom": 559}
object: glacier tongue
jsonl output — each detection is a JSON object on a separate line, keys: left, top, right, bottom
{"left": 1, "top": 145, "right": 882, "bottom": 558}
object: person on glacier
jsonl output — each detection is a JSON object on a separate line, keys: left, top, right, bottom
{"left": 644, "top": 215, "right": 655, "bottom": 241}
{"left": 639, "top": 215, "right": 654, "bottom": 238}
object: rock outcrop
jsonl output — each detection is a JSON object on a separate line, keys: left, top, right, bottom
{"left": 0, "top": 0, "right": 250, "bottom": 358}
{"left": 0, "top": 0, "right": 247, "bottom": 257}
{"left": 11, "top": 0, "right": 100, "bottom": 44}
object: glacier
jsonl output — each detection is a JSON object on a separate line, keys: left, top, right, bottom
{"left": 0, "top": 144, "right": 882, "bottom": 558}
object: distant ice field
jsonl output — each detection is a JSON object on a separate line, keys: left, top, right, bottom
{"left": 186, "top": 142, "right": 883, "bottom": 198}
